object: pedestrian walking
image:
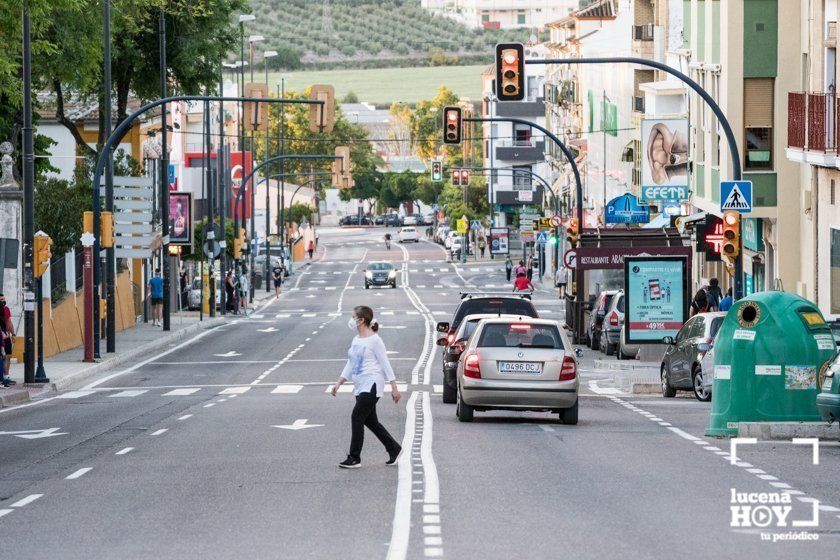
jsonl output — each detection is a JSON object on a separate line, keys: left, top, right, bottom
{"left": 225, "top": 270, "right": 237, "bottom": 313}
{"left": 331, "top": 305, "right": 402, "bottom": 469}
{"left": 526, "top": 256, "right": 534, "bottom": 281}
{"left": 513, "top": 272, "right": 534, "bottom": 293}
{"left": 0, "top": 294, "right": 15, "bottom": 383}
{"left": 478, "top": 237, "right": 486, "bottom": 258}
{"left": 690, "top": 289, "right": 709, "bottom": 316}
{"left": 555, "top": 265, "right": 568, "bottom": 298}
{"left": 707, "top": 278, "right": 722, "bottom": 311}
{"left": 718, "top": 288, "right": 734, "bottom": 312}
{"left": 148, "top": 268, "right": 164, "bottom": 326}
{"left": 239, "top": 270, "right": 249, "bottom": 312}
{"left": 308, "top": 240, "right": 315, "bottom": 259}
{"left": 0, "top": 301, "right": 9, "bottom": 387}
{"left": 272, "top": 263, "right": 284, "bottom": 299}
{"left": 505, "top": 256, "right": 513, "bottom": 281}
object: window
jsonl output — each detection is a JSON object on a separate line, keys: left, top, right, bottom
{"left": 526, "top": 76, "right": 539, "bottom": 100}
{"left": 689, "top": 317, "right": 706, "bottom": 339}
{"left": 832, "top": 229, "right": 840, "bottom": 314}
{"left": 711, "top": 73, "right": 721, "bottom": 167}
{"left": 478, "top": 323, "right": 565, "bottom": 349}
{"left": 481, "top": 11, "right": 489, "bottom": 22}
{"left": 517, "top": 11, "right": 526, "bottom": 25}
{"left": 743, "top": 78, "right": 774, "bottom": 170}
{"left": 513, "top": 125, "right": 531, "bottom": 146}
{"left": 513, "top": 165, "right": 532, "bottom": 189}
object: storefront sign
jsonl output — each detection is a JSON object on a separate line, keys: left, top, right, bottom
{"left": 743, "top": 218, "right": 764, "bottom": 252}
{"left": 641, "top": 185, "right": 689, "bottom": 201}
{"left": 605, "top": 193, "right": 651, "bottom": 224}
{"left": 575, "top": 246, "right": 692, "bottom": 270}
{"left": 624, "top": 256, "right": 688, "bottom": 344}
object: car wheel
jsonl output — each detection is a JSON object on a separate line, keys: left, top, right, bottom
{"left": 560, "top": 399, "right": 578, "bottom": 425}
{"left": 364, "top": 283, "right": 370, "bottom": 290}
{"left": 661, "top": 366, "right": 677, "bottom": 398}
{"left": 391, "top": 282, "right": 397, "bottom": 289}
{"left": 456, "top": 388, "right": 474, "bottom": 422}
{"left": 616, "top": 340, "right": 625, "bottom": 360}
{"left": 442, "top": 381, "right": 456, "bottom": 404}
{"left": 590, "top": 332, "right": 599, "bottom": 351}
{"left": 692, "top": 366, "right": 711, "bottom": 402}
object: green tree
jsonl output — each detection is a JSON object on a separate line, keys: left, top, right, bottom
{"left": 439, "top": 176, "right": 489, "bottom": 227}
{"left": 34, "top": 177, "right": 91, "bottom": 256}
{"left": 341, "top": 91, "right": 360, "bottom": 103}
{"left": 288, "top": 203, "right": 316, "bottom": 226}
{"left": 410, "top": 86, "right": 460, "bottom": 164}
{"left": 339, "top": 170, "right": 384, "bottom": 211}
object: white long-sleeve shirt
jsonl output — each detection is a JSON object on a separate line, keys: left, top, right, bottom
{"left": 340, "top": 334, "right": 396, "bottom": 397}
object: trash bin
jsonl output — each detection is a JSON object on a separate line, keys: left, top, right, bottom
{"left": 706, "top": 291, "right": 836, "bottom": 437}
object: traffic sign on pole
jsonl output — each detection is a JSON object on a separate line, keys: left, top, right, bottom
{"left": 536, "top": 231, "right": 548, "bottom": 244}
{"left": 563, "top": 249, "right": 577, "bottom": 269}
{"left": 550, "top": 215, "right": 562, "bottom": 227}
{"left": 720, "top": 180, "right": 752, "bottom": 213}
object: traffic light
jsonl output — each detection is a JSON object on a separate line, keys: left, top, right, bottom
{"left": 101, "top": 211, "right": 115, "bottom": 248}
{"left": 547, "top": 234, "right": 558, "bottom": 246}
{"left": 566, "top": 217, "right": 579, "bottom": 248}
{"left": 431, "top": 160, "right": 442, "bottom": 182}
{"left": 233, "top": 227, "right": 246, "bottom": 259}
{"left": 461, "top": 169, "right": 470, "bottom": 185}
{"left": 33, "top": 232, "right": 52, "bottom": 278}
{"left": 442, "top": 106, "right": 462, "bottom": 144}
{"left": 309, "top": 84, "right": 336, "bottom": 133}
{"left": 495, "top": 43, "right": 525, "bottom": 101}
{"left": 721, "top": 211, "right": 740, "bottom": 258}
{"left": 452, "top": 169, "right": 462, "bottom": 186}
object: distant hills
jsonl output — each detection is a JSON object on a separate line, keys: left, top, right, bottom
{"left": 249, "top": 0, "right": 535, "bottom": 70}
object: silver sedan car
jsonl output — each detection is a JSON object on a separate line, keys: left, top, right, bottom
{"left": 455, "top": 317, "right": 580, "bottom": 424}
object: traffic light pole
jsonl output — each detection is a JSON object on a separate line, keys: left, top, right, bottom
{"left": 104, "top": 0, "right": 116, "bottom": 349}
{"left": 528, "top": 56, "right": 744, "bottom": 299}
{"left": 21, "top": 10, "right": 37, "bottom": 383}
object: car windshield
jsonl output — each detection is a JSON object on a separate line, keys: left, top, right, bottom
{"left": 452, "top": 298, "right": 538, "bottom": 328}
{"left": 478, "top": 323, "right": 565, "bottom": 349}
{"left": 368, "top": 263, "right": 393, "bottom": 271}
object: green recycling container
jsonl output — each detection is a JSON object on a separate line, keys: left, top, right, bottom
{"left": 706, "top": 292, "right": 836, "bottom": 437}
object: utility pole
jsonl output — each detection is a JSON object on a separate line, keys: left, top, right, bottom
{"left": 218, "top": 62, "right": 227, "bottom": 315}
{"left": 104, "top": 0, "right": 116, "bottom": 352}
{"left": 159, "top": 9, "right": 171, "bottom": 331}
{"left": 21, "top": 9, "right": 36, "bottom": 383}
{"left": 279, "top": 79, "right": 286, "bottom": 258}
{"left": 204, "top": 98, "right": 214, "bottom": 318}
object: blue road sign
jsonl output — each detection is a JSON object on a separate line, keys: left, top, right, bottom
{"left": 470, "top": 220, "right": 482, "bottom": 231}
{"left": 720, "top": 180, "right": 752, "bottom": 213}
{"left": 605, "top": 193, "right": 650, "bottom": 224}
{"left": 536, "top": 231, "right": 548, "bottom": 244}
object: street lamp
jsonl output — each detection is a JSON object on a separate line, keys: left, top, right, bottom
{"left": 262, "top": 49, "right": 278, "bottom": 292}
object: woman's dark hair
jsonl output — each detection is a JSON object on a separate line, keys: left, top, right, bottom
{"left": 694, "top": 290, "right": 708, "bottom": 303}
{"left": 710, "top": 278, "right": 719, "bottom": 287}
{"left": 354, "top": 305, "right": 378, "bottom": 332}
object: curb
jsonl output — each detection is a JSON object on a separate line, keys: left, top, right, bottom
{"left": 737, "top": 422, "right": 840, "bottom": 440}
{"left": 0, "top": 388, "right": 31, "bottom": 407}
{"left": 48, "top": 316, "right": 229, "bottom": 393}
{"left": 595, "top": 359, "right": 659, "bottom": 372}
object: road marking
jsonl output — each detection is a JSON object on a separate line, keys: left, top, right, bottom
{"left": 0, "top": 509, "right": 13, "bottom": 518}
{"left": 57, "top": 390, "right": 97, "bottom": 399}
{"left": 66, "top": 468, "right": 92, "bottom": 480}
{"left": 387, "top": 391, "right": 418, "bottom": 560}
{"left": 151, "top": 429, "right": 168, "bottom": 435}
{"left": 10, "top": 494, "right": 42, "bottom": 508}
{"left": 271, "top": 385, "right": 303, "bottom": 394}
{"left": 109, "top": 390, "right": 148, "bottom": 398}
{"left": 203, "top": 403, "right": 215, "bottom": 408}
{"left": 667, "top": 427, "right": 701, "bottom": 442}
{"left": 272, "top": 419, "right": 324, "bottom": 430}
{"left": 213, "top": 351, "right": 242, "bottom": 358}
{"left": 163, "top": 388, "right": 201, "bottom": 396}
{"left": 220, "top": 387, "right": 250, "bottom": 395}
{"left": 0, "top": 428, "right": 67, "bottom": 439}
{"left": 115, "top": 447, "right": 134, "bottom": 455}
{"left": 178, "top": 414, "right": 193, "bottom": 420}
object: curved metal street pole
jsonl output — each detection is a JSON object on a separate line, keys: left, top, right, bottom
{"left": 528, "top": 56, "right": 744, "bottom": 299}
{"left": 89, "top": 94, "right": 323, "bottom": 349}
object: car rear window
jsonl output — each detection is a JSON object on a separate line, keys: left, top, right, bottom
{"left": 478, "top": 323, "right": 565, "bottom": 349}
{"left": 453, "top": 299, "right": 538, "bottom": 328}
{"left": 402, "top": 228, "right": 415, "bottom": 233}
{"left": 616, "top": 295, "right": 625, "bottom": 313}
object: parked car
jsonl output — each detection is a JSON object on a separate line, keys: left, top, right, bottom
{"left": 615, "top": 322, "right": 639, "bottom": 360}
{"left": 384, "top": 213, "right": 403, "bottom": 227}
{"left": 660, "top": 311, "right": 726, "bottom": 401}
{"left": 402, "top": 215, "right": 418, "bottom": 226}
{"left": 422, "top": 213, "right": 435, "bottom": 226}
{"left": 587, "top": 290, "right": 620, "bottom": 351}
{"left": 373, "top": 214, "right": 385, "bottom": 226}
{"left": 364, "top": 261, "right": 397, "bottom": 289}
{"left": 700, "top": 345, "right": 715, "bottom": 398}
{"left": 444, "top": 230, "right": 460, "bottom": 249}
{"left": 455, "top": 317, "right": 581, "bottom": 424}
{"left": 816, "top": 351, "right": 840, "bottom": 423}
{"left": 436, "top": 313, "right": 519, "bottom": 404}
{"left": 435, "top": 226, "right": 450, "bottom": 243}
{"left": 599, "top": 290, "right": 625, "bottom": 355}
{"left": 188, "top": 277, "right": 222, "bottom": 310}
{"left": 398, "top": 226, "right": 420, "bottom": 243}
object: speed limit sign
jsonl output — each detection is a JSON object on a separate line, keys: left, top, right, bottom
{"left": 563, "top": 249, "right": 577, "bottom": 269}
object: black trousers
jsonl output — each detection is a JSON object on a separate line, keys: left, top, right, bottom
{"left": 349, "top": 384, "right": 399, "bottom": 461}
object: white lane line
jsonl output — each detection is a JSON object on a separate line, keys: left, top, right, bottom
{"left": 667, "top": 427, "right": 700, "bottom": 441}
{"left": 115, "top": 447, "right": 134, "bottom": 455}
{"left": 204, "top": 403, "right": 215, "bottom": 408}
{"left": 10, "top": 494, "right": 43, "bottom": 508}
{"left": 151, "top": 429, "right": 168, "bottom": 435}
{"left": 421, "top": 392, "right": 440, "bottom": 507}
{"left": 57, "top": 390, "right": 96, "bottom": 399}
{"left": 271, "top": 385, "right": 303, "bottom": 394}
{"left": 219, "top": 387, "right": 250, "bottom": 395}
{"left": 109, "top": 390, "right": 148, "bottom": 398}
{"left": 163, "top": 388, "right": 201, "bottom": 396}
{"left": 387, "top": 391, "right": 418, "bottom": 560}
{"left": 0, "top": 509, "right": 13, "bottom": 518}
{"left": 66, "top": 468, "right": 92, "bottom": 480}
{"left": 178, "top": 414, "right": 193, "bottom": 420}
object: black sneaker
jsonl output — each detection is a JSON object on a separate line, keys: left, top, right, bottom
{"left": 386, "top": 445, "right": 402, "bottom": 466}
{"left": 338, "top": 456, "right": 361, "bottom": 469}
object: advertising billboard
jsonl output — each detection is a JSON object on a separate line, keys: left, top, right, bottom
{"left": 605, "top": 193, "right": 650, "bottom": 224}
{"left": 230, "top": 151, "right": 253, "bottom": 220}
{"left": 641, "top": 118, "right": 689, "bottom": 201}
{"left": 490, "top": 227, "right": 509, "bottom": 255}
{"left": 168, "top": 192, "right": 192, "bottom": 246}
{"left": 624, "top": 256, "right": 688, "bottom": 343}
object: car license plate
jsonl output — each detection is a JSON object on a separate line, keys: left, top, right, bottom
{"left": 498, "top": 361, "right": 542, "bottom": 374}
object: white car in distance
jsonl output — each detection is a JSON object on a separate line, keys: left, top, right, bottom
{"left": 398, "top": 227, "right": 420, "bottom": 243}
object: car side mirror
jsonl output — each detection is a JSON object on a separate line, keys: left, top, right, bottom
{"left": 662, "top": 336, "right": 675, "bottom": 345}
{"left": 436, "top": 322, "right": 450, "bottom": 333}
{"left": 574, "top": 348, "right": 583, "bottom": 358}
{"left": 697, "top": 342, "right": 711, "bottom": 352}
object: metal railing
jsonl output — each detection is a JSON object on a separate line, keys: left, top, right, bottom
{"left": 787, "top": 91, "right": 838, "bottom": 151}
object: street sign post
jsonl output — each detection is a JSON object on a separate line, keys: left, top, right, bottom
{"left": 456, "top": 218, "right": 468, "bottom": 234}
{"left": 550, "top": 215, "right": 562, "bottom": 227}
{"left": 536, "top": 231, "right": 548, "bottom": 245}
{"left": 563, "top": 249, "right": 577, "bottom": 270}
{"left": 720, "top": 180, "right": 752, "bottom": 213}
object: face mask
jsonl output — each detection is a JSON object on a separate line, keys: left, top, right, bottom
{"left": 348, "top": 317, "right": 359, "bottom": 331}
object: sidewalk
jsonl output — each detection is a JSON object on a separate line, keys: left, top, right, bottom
{"left": 593, "top": 358, "right": 661, "bottom": 394}
{"left": 0, "top": 289, "right": 277, "bottom": 407}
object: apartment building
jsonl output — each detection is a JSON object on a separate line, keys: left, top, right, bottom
{"left": 425, "top": 0, "right": 575, "bottom": 29}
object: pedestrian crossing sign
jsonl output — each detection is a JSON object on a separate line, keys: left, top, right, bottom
{"left": 720, "top": 180, "right": 752, "bottom": 214}
{"left": 536, "top": 231, "right": 548, "bottom": 244}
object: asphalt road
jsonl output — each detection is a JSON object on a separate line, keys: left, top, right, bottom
{"left": 1, "top": 226, "right": 839, "bottom": 559}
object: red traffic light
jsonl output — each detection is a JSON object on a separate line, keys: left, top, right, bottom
{"left": 495, "top": 43, "right": 525, "bottom": 101}
{"left": 442, "top": 106, "right": 462, "bottom": 144}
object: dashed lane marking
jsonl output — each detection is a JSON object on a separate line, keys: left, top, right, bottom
{"left": 66, "top": 468, "right": 92, "bottom": 480}
{"left": 10, "top": 494, "right": 42, "bottom": 508}
{"left": 163, "top": 388, "right": 201, "bottom": 396}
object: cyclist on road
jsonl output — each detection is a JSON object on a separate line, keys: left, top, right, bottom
{"left": 384, "top": 232, "right": 392, "bottom": 250}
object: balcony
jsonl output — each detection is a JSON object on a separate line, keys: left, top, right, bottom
{"left": 786, "top": 92, "right": 840, "bottom": 168}
{"left": 495, "top": 98, "right": 546, "bottom": 118}
{"left": 495, "top": 140, "right": 546, "bottom": 162}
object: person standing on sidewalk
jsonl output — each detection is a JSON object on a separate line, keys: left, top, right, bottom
{"left": 505, "top": 256, "right": 513, "bottom": 281}
{"left": 308, "top": 240, "right": 315, "bottom": 259}
{"left": 148, "top": 269, "right": 164, "bottom": 326}
{"left": 0, "top": 294, "right": 15, "bottom": 383}
{"left": 239, "top": 269, "right": 249, "bottom": 312}
{"left": 331, "top": 305, "right": 402, "bottom": 469}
